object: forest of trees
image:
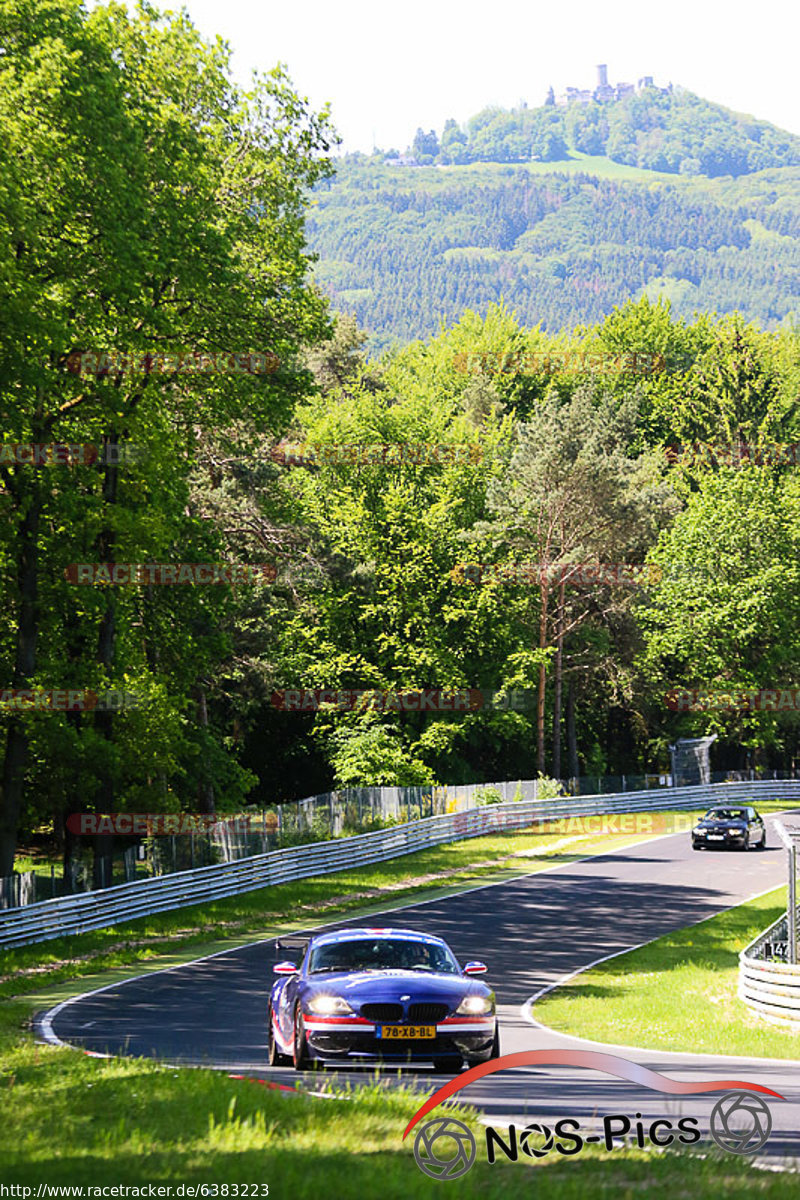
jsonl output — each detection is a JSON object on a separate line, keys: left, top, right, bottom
{"left": 402, "top": 88, "right": 800, "bottom": 176}
{"left": 2, "top": 2, "right": 800, "bottom": 878}
{"left": 308, "top": 162, "right": 800, "bottom": 347}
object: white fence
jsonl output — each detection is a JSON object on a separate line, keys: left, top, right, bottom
{"left": 2, "top": 778, "right": 799, "bottom": 951}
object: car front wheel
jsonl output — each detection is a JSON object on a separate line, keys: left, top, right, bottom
{"left": 268, "top": 1004, "right": 290, "bottom": 1067}
{"left": 293, "top": 1007, "right": 312, "bottom": 1071}
{"left": 741, "top": 832, "right": 750, "bottom": 851}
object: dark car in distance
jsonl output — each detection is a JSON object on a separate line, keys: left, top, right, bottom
{"left": 692, "top": 805, "right": 766, "bottom": 851}
{"left": 268, "top": 926, "right": 500, "bottom": 1074}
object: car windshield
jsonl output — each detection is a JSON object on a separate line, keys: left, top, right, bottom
{"left": 706, "top": 809, "right": 746, "bottom": 820}
{"left": 308, "top": 938, "right": 460, "bottom": 975}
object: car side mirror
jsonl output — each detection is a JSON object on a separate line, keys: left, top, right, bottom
{"left": 273, "top": 960, "right": 298, "bottom": 975}
{"left": 464, "top": 961, "right": 487, "bottom": 975}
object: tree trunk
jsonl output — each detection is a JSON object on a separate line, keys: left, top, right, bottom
{"left": 567, "top": 678, "right": 579, "bottom": 782}
{"left": 552, "top": 580, "right": 566, "bottom": 779}
{"left": 0, "top": 484, "right": 42, "bottom": 875}
{"left": 62, "top": 606, "right": 88, "bottom": 892}
{"left": 195, "top": 686, "right": 216, "bottom": 815}
{"left": 537, "top": 584, "right": 549, "bottom": 775}
{"left": 92, "top": 435, "right": 119, "bottom": 889}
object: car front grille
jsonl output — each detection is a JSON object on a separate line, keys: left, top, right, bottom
{"left": 358, "top": 1001, "right": 451, "bottom": 1023}
{"left": 408, "top": 1002, "right": 450, "bottom": 1024}
{"left": 360, "top": 1003, "right": 403, "bottom": 1023}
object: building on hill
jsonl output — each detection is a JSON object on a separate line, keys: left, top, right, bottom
{"left": 554, "top": 66, "right": 670, "bottom": 106}
{"left": 560, "top": 86, "right": 594, "bottom": 105}
{"left": 384, "top": 152, "right": 419, "bottom": 167}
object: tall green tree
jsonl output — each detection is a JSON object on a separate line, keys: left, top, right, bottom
{"left": 474, "top": 385, "right": 676, "bottom": 773}
{"left": 0, "top": 0, "right": 334, "bottom": 872}
{"left": 639, "top": 468, "right": 800, "bottom": 758}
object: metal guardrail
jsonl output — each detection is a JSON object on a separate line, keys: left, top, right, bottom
{"left": 739, "top": 913, "right": 800, "bottom": 1026}
{"left": 739, "top": 816, "right": 800, "bottom": 1026}
{"left": 3, "top": 778, "right": 799, "bottom": 951}
{"left": 6, "top": 772, "right": 796, "bottom": 909}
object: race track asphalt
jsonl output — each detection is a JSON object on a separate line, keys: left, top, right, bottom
{"left": 39, "top": 813, "right": 800, "bottom": 1164}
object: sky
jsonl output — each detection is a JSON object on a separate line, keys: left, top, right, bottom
{"left": 174, "top": 0, "right": 800, "bottom": 152}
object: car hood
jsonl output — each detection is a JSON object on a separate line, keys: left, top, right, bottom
{"left": 303, "top": 970, "right": 489, "bottom": 1001}
{"left": 698, "top": 819, "right": 747, "bottom": 829}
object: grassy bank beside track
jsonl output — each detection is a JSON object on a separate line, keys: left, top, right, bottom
{"left": 533, "top": 884, "right": 800, "bottom": 1059}
{"left": 0, "top": 809, "right": 795, "bottom": 1192}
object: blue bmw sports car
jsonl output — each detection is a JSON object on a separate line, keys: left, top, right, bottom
{"left": 268, "top": 926, "right": 500, "bottom": 1074}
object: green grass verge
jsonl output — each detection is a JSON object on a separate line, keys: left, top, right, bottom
{"left": 534, "top": 885, "right": 800, "bottom": 1059}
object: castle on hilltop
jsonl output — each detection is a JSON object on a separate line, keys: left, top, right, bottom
{"left": 549, "top": 65, "right": 672, "bottom": 107}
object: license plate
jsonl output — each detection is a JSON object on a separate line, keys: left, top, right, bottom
{"left": 708, "top": 834, "right": 724, "bottom": 840}
{"left": 377, "top": 1025, "right": 436, "bottom": 1040}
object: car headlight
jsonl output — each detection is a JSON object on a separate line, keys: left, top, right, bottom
{"left": 693, "top": 826, "right": 704, "bottom": 833}
{"left": 307, "top": 994, "right": 355, "bottom": 1015}
{"left": 456, "top": 994, "right": 494, "bottom": 1015}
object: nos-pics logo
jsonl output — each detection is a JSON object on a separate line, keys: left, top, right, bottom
{"left": 404, "top": 1050, "right": 781, "bottom": 1180}
{"left": 414, "top": 1118, "right": 476, "bottom": 1181}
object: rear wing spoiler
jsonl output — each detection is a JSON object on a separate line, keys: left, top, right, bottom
{"left": 275, "top": 934, "right": 312, "bottom": 959}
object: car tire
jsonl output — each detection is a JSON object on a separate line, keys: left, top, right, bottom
{"left": 692, "top": 840, "right": 702, "bottom": 850}
{"left": 432, "top": 1056, "right": 462, "bottom": 1075}
{"left": 293, "top": 1006, "right": 312, "bottom": 1071}
{"left": 741, "top": 832, "right": 750, "bottom": 852}
{"left": 268, "top": 1004, "right": 290, "bottom": 1067}
{"left": 490, "top": 1025, "right": 501, "bottom": 1059}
